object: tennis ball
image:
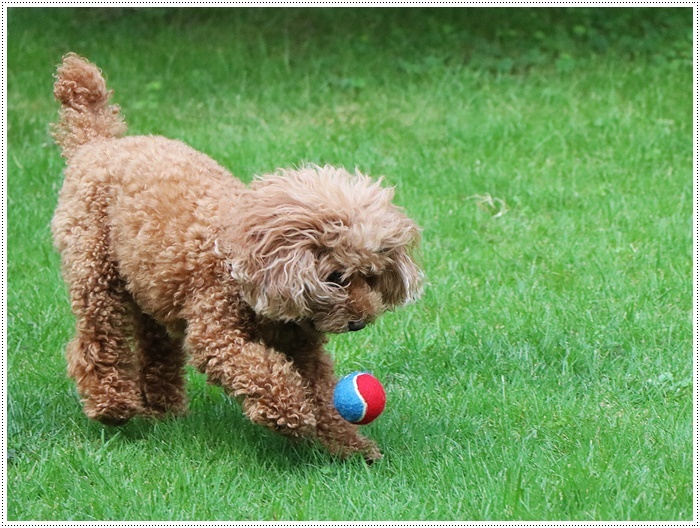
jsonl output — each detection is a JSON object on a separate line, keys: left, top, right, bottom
{"left": 333, "top": 371, "right": 386, "bottom": 425}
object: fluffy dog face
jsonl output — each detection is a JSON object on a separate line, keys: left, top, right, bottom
{"left": 224, "top": 166, "right": 423, "bottom": 333}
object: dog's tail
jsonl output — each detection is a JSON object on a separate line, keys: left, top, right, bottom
{"left": 51, "top": 53, "right": 127, "bottom": 159}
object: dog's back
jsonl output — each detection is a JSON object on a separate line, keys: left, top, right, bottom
{"left": 50, "top": 54, "right": 244, "bottom": 325}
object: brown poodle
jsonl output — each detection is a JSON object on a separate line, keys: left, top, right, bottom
{"left": 50, "top": 53, "right": 422, "bottom": 461}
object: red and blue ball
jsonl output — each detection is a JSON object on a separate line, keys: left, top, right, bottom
{"left": 333, "top": 371, "right": 386, "bottom": 425}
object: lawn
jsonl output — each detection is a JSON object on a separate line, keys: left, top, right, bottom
{"left": 6, "top": 7, "right": 693, "bottom": 520}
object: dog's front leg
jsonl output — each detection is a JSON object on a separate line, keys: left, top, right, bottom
{"left": 295, "top": 350, "right": 382, "bottom": 462}
{"left": 184, "top": 296, "right": 316, "bottom": 437}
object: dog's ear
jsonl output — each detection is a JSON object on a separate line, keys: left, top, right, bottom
{"left": 228, "top": 231, "right": 320, "bottom": 321}
{"left": 377, "top": 245, "right": 424, "bottom": 307}
{"left": 358, "top": 212, "right": 422, "bottom": 307}
{"left": 221, "top": 183, "right": 326, "bottom": 321}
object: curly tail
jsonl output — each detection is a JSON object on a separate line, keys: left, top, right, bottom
{"left": 51, "top": 53, "right": 127, "bottom": 159}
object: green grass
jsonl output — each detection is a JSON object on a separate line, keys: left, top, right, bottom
{"left": 7, "top": 7, "right": 693, "bottom": 520}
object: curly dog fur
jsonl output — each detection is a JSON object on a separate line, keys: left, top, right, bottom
{"left": 50, "top": 53, "right": 422, "bottom": 461}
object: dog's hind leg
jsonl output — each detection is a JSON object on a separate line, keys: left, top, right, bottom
{"left": 135, "top": 312, "right": 188, "bottom": 418}
{"left": 53, "top": 182, "right": 144, "bottom": 425}
{"left": 63, "top": 248, "right": 144, "bottom": 426}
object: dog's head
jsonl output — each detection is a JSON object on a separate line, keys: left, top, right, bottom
{"left": 223, "top": 165, "right": 423, "bottom": 333}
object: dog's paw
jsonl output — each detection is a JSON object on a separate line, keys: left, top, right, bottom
{"left": 362, "top": 443, "right": 383, "bottom": 464}
{"left": 85, "top": 398, "right": 143, "bottom": 426}
{"left": 273, "top": 416, "right": 317, "bottom": 438}
{"left": 244, "top": 398, "right": 317, "bottom": 438}
{"left": 141, "top": 390, "right": 188, "bottom": 419}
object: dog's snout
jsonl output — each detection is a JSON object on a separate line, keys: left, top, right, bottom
{"left": 348, "top": 320, "right": 367, "bottom": 332}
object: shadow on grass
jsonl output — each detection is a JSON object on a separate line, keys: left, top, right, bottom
{"left": 69, "top": 386, "right": 351, "bottom": 470}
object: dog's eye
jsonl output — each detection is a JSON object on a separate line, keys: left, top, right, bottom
{"left": 326, "top": 271, "right": 349, "bottom": 287}
{"left": 366, "top": 275, "right": 380, "bottom": 289}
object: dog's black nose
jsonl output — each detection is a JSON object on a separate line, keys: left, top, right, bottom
{"left": 348, "top": 320, "right": 366, "bottom": 332}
